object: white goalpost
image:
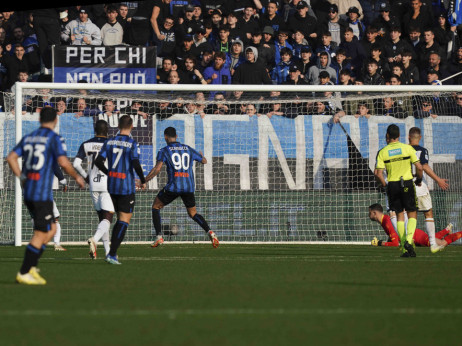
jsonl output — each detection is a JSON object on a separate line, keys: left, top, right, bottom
{"left": 2, "top": 82, "right": 461, "bottom": 246}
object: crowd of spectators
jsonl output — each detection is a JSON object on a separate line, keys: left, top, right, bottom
{"left": 0, "top": 0, "right": 462, "bottom": 118}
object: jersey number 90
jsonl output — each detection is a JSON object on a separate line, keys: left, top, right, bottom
{"left": 172, "top": 153, "right": 190, "bottom": 170}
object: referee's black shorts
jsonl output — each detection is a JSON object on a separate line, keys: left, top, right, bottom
{"left": 110, "top": 194, "right": 136, "bottom": 214}
{"left": 387, "top": 180, "right": 418, "bottom": 213}
{"left": 156, "top": 188, "right": 196, "bottom": 208}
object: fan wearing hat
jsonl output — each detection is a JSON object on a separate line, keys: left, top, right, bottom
{"left": 371, "top": 2, "right": 401, "bottom": 38}
{"left": 346, "top": 6, "right": 366, "bottom": 40}
{"left": 283, "top": 63, "right": 308, "bottom": 86}
{"left": 326, "top": 0, "right": 364, "bottom": 21}
{"left": 288, "top": 1, "right": 318, "bottom": 47}
{"left": 61, "top": 7, "right": 102, "bottom": 45}
{"left": 177, "top": 3, "right": 201, "bottom": 42}
{"left": 297, "top": 45, "right": 314, "bottom": 79}
{"left": 320, "top": 3, "right": 348, "bottom": 46}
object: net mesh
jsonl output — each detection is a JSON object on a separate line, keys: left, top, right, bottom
{"left": 1, "top": 86, "right": 461, "bottom": 244}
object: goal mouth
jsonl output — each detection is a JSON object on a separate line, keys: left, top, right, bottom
{"left": 2, "top": 83, "right": 461, "bottom": 245}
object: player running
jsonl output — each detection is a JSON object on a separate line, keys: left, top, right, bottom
{"left": 94, "top": 115, "right": 146, "bottom": 264}
{"left": 368, "top": 203, "right": 460, "bottom": 250}
{"left": 7, "top": 107, "right": 85, "bottom": 285}
{"left": 145, "top": 127, "right": 219, "bottom": 248}
{"left": 73, "top": 120, "right": 114, "bottom": 259}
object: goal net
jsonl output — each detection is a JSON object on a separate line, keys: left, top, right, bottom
{"left": 1, "top": 83, "right": 461, "bottom": 245}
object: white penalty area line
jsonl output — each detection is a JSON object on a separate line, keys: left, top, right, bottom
{"left": 1, "top": 308, "right": 462, "bottom": 317}
{"left": 6, "top": 255, "right": 462, "bottom": 262}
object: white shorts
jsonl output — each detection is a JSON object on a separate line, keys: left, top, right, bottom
{"left": 417, "top": 193, "right": 432, "bottom": 212}
{"left": 91, "top": 191, "right": 115, "bottom": 213}
{"left": 53, "top": 200, "right": 60, "bottom": 218}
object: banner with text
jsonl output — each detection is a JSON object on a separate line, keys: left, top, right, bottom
{"left": 53, "top": 46, "right": 157, "bottom": 84}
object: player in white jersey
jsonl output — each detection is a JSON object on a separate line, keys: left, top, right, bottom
{"left": 73, "top": 120, "right": 115, "bottom": 259}
{"left": 409, "top": 127, "right": 449, "bottom": 253}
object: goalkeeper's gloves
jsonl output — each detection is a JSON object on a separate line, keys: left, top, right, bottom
{"left": 59, "top": 179, "right": 68, "bottom": 192}
{"left": 415, "top": 177, "right": 422, "bottom": 186}
{"left": 371, "top": 237, "right": 383, "bottom": 246}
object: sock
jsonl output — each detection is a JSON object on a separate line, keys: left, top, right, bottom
{"left": 109, "top": 221, "right": 129, "bottom": 257}
{"left": 102, "top": 230, "right": 110, "bottom": 255}
{"left": 436, "top": 229, "right": 449, "bottom": 239}
{"left": 390, "top": 215, "right": 397, "bottom": 232}
{"left": 94, "top": 219, "right": 111, "bottom": 242}
{"left": 192, "top": 214, "right": 211, "bottom": 233}
{"left": 397, "top": 221, "right": 406, "bottom": 252}
{"left": 39, "top": 244, "right": 46, "bottom": 257}
{"left": 443, "top": 232, "right": 462, "bottom": 245}
{"left": 152, "top": 208, "right": 162, "bottom": 236}
{"left": 20, "top": 244, "right": 41, "bottom": 275}
{"left": 406, "top": 218, "right": 417, "bottom": 245}
{"left": 425, "top": 218, "right": 436, "bottom": 246}
{"left": 53, "top": 222, "right": 61, "bottom": 245}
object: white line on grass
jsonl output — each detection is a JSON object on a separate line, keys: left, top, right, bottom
{"left": 5, "top": 255, "right": 462, "bottom": 262}
{"left": 1, "top": 308, "right": 462, "bottom": 317}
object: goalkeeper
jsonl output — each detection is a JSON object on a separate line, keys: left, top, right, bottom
{"left": 368, "top": 204, "right": 461, "bottom": 248}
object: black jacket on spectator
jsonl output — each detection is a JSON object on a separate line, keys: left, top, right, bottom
{"left": 232, "top": 47, "right": 272, "bottom": 85}
{"left": 415, "top": 41, "right": 445, "bottom": 69}
{"left": 288, "top": 13, "right": 317, "bottom": 45}
{"left": 384, "top": 39, "right": 415, "bottom": 61}
{"left": 371, "top": 15, "right": 401, "bottom": 38}
{"left": 259, "top": 12, "right": 288, "bottom": 34}
{"left": 402, "top": 7, "right": 434, "bottom": 36}
{"left": 2, "top": 54, "right": 29, "bottom": 90}
{"left": 402, "top": 62, "right": 420, "bottom": 85}
{"left": 363, "top": 72, "right": 384, "bottom": 85}
{"left": 339, "top": 37, "right": 368, "bottom": 72}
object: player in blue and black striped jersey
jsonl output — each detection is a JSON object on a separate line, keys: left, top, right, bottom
{"left": 7, "top": 107, "right": 85, "bottom": 285}
{"left": 145, "top": 127, "right": 219, "bottom": 248}
{"left": 94, "top": 115, "right": 146, "bottom": 264}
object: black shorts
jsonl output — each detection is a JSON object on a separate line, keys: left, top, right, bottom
{"left": 387, "top": 180, "right": 418, "bottom": 213}
{"left": 25, "top": 200, "right": 55, "bottom": 232}
{"left": 157, "top": 188, "right": 196, "bottom": 208}
{"left": 110, "top": 194, "right": 136, "bottom": 214}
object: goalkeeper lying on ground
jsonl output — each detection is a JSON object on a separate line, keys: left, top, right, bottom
{"left": 368, "top": 203, "right": 461, "bottom": 248}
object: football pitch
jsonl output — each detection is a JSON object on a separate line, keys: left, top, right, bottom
{"left": 1, "top": 244, "right": 461, "bottom": 346}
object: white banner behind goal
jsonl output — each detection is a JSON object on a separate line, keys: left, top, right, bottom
{"left": 1, "top": 83, "right": 461, "bottom": 245}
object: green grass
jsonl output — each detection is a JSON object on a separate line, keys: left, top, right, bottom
{"left": 1, "top": 244, "right": 462, "bottom": 346}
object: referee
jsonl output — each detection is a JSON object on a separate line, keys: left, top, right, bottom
{"left": 375, "top": 124, "right": 423, "bottom": 257}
